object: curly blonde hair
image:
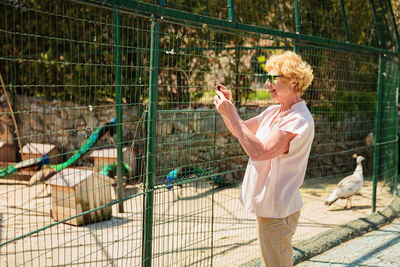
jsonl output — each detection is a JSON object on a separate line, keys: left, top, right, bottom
{"left": 265, "top": 51, "right": 313, "bottom": 95}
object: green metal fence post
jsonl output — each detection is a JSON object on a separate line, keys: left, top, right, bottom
{"left": 370, "top": 0, "right": 384, "bottom": 212}
{"left": 142, "top": 0, "right": 163, "bottom": 265}
{"left": 387, "top": 0, "right": 400, "bottom": 53}
{"left": 293, "top": 0, "right": 301, "bottom": 53}
{"left": 396, "top": 153, "right": 399, "bottom": 194}
{"left": 370, "top": 0, "right": 385, "bottom": 48}
{"left": 394, "top": 80, "right": 399, "bottom": 195}
{"left": 227, "top": 0, "right": 240, "bottom": 107}
{"left": 10, "top": 69, "right": 20, "bottom": 162}
{"left": 210, "top": 111, "right": 218, "bottom": 267}
{"left": 393, "top": 59, "right": 400, "bottom": 195}
{"left": 276, "top": 0, "right": 289, "bottom": 47}
{"left": 378, "top": 0, "right": 395, "bottom": 46}
{"left": 372, "top": 54, "right": 385, "bottom": 212}
{"left": 340, "top": 0, "right": 351, "bottom": 42}
{"left": 227, "top": 0, "right": 235, "bottom": 23}
{"left": 10, "top": 11, "right": 21, "bottom": 162}
{"left": 276, "top": 0, "right": 285, "bottom": 32}
{"left": 113, "top": 7, "right": 124, "bottom": 213}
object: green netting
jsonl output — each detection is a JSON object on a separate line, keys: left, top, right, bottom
{"left": 0, "top": 0, "right": 399, "bottom": 266}
{"left": 378, "top": 56, "right": 399, "bottom": 189}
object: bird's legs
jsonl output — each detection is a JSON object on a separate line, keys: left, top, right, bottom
{"left": 345, "top": 197, "right": 353, "bottom": 209}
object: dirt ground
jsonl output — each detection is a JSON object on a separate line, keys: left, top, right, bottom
{"left": 0, "top": 177, "right": 395, "bottom": 267}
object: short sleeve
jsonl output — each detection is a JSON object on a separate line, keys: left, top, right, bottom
{"left": 279, "top": 116, "right": 312, "bottom": 137}
{"left": 279, "top": 115, "right": 314, "bottom": 156}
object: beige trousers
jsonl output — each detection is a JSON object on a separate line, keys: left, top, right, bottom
{"left": 256, "top": 211, "right": 301, "bottom": 267}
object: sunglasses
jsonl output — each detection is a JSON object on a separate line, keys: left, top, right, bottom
{"left": 265, "top": 74, "right": 282, "bottom": 84}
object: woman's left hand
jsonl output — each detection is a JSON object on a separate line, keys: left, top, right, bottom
{"left": 214, "top": 90, "right": 238, "bottom": 120}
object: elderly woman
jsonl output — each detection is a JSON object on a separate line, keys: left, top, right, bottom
{"left": 214, "top": 51, "right": 314, "bottom": 267}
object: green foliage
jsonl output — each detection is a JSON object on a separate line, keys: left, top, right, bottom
{"left": 1, "top": 0, "right": 398, "bottom": 107}
{"left": 201, "top": 88, "right": 270, "bottom": 102}
{"left": 248, "top": 89, "right": 271, "bottom": 101}
{"left": 1, "top": 1, "right": 151, "bottom": 104}
{"left": 299, "top": 0, "right": 347, "bottom": 41}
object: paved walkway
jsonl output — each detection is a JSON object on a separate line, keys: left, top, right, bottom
{"left": 296, "top": 218, "right": 400, "bottom": 267}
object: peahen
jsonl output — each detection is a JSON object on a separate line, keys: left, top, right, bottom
{"left": 325, "top": 154, "right": 365, "bottom": 209}
{"left": 166, "top": 166, "right": 231, "bottom": 190}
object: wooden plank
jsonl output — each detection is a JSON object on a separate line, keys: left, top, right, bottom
{"left": 49, "top": 172, "right": 113, "bottom": 226}
{"left": 51, "top": 205, "right": 80, "bottom": 226}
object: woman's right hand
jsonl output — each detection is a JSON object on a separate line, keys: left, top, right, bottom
{"left": 216, "top": 84, "right": 233, "bottom": 101}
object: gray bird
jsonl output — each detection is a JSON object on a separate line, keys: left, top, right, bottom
{"left": 325, "top": 154, "right": 365, "bottom": 209}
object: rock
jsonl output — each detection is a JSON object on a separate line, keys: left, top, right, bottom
{"left": 83, "top": 113, "right": 99, "bottom": 130}
{"left": 216, "top": 136, "right": 227, "bottom": 146}
{"left": 216, "top": 117, "right": 227, "bottom": 132}
{"left": 74, "top": 116, "right": 86, "bottom": 127}
{"left": 56, "top": 135, "right": 71, "bottom": 147}
{"left": 73, "top": 130, "right": 89, "bottom": 148}
{"left": 61, "top": 119, "right": 74, "bottom": 130}
{"left": 0, "top": 120, "right": 13, "bottom": 142}
{"left": 157, "top": 116, "right": 173, "bottom": 136}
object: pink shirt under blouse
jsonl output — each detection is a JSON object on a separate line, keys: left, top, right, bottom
{"left": 239, "top": 101, "right": 314, "bottom": 218}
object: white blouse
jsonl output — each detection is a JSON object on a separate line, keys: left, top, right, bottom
{"left": 239, "top": 101, "right": 314, "bottom": 218}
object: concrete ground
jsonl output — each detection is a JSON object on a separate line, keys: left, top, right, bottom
{"left": 296, "top": 217, "right": 400, "bottom": 267}
{"left": 0, "top": 177, "right": 396, "bottom": 266}
{"left": 241, "top": 194, "right": 400, "bottom": 267}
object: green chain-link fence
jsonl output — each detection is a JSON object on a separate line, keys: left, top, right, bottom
{"left": 0, "top": 0, "right": 399, "bottom": 266}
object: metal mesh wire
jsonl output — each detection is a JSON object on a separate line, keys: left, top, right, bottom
{"left": 0, "top": 0, "right": 399, "bottom": 266}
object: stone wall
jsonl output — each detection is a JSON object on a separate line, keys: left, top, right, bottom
{"left": 0, "top": 95, "right": 139, "bottom": 165}
{"left": 0, "top": 95, "right": 377, "bottom": 184}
